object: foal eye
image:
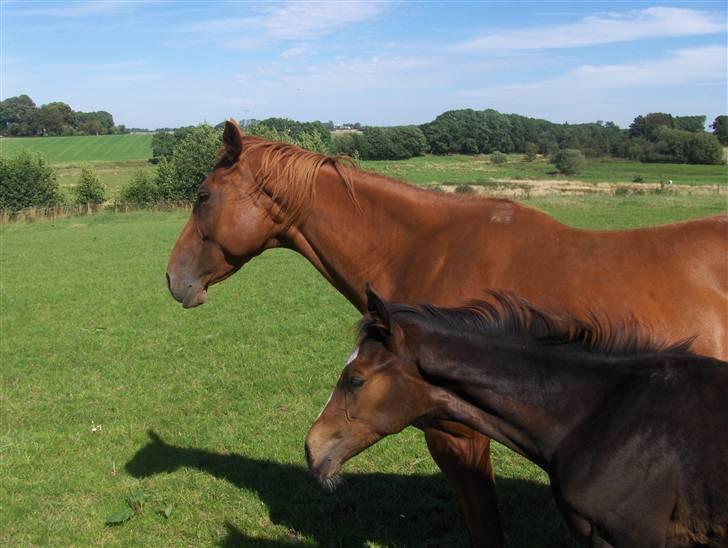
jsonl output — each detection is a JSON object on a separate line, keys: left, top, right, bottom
{"left": 349, "top": 376, "right": 365, "bottom": 388}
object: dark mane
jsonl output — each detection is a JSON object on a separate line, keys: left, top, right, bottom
{"left": 360, "top": 292, "right": 694, "bottom": 357}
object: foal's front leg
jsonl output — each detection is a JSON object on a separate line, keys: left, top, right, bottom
{"left": 424, "top": 423, "right": 503, "bottom": 548}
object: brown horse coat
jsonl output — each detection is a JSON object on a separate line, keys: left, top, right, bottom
{"left": 167, "top": 121, "right": 728, "bottom": 546}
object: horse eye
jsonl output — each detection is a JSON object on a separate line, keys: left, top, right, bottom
{"left": 349, "top": 376, "right": 365, "bottom": 388}
{"left": 197, "top": 191, "right": 210, "bottom": 203}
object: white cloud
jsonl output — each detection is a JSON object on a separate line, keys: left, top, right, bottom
{"left": 264, "top": 0, "right": 388, "bottom": 40}
{"left": 460, "top": 46, "right": 727, "bottom": 124}
{"left": 455, "top": 7, "right": 726, "bottom": 51}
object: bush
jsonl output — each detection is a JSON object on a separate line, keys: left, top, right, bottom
{"left": 74, "top": 165, "right": 107, "bottom": 204}
{"left": 155, "top": 125, "right": 222, "bottom": 201}
{"left": 490, "top": 151, "right": 508, "bottom": 164}
{"left": 524, "top": 142, "right": 538, "bottom": 161}
{"left": 552, "top": 149, "right": 587, "bottom": 175}
{"left": 454, "top": 184, "right": 475, "bottom": 194}
{"left": 0, "top": 151, "right": 62, "bottom": 211}
{"left": 119, "top": 170, "right": 159, "bottom": 204}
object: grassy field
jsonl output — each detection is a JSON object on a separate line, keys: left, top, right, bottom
{"left": 2, "top": 134, "right": 725, "bottom": 202}
{"left": 2, "top": 193, "right": 726, "bottom": 547}
{"left": 0, "top": 134, "right": 153, "bottom": 163}
{"left": 363, "top": 154, "right": 728, "bottom": 187}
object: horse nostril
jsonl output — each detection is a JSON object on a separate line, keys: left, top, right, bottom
{"left": 304, "top": 442, "right": 314, "bottom": 470}
{"left": 165, "top": 272, "right": 172, "bottom": 291}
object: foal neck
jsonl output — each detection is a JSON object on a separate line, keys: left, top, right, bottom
{"left": 415, "top": 326, "right": 625, "bottom": 468}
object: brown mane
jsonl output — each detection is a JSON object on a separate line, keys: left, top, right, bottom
{"left": 223, "top": 136, "right": 359, "bottom": 227}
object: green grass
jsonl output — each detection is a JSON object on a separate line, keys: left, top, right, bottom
{"left": 2, "top": 193, "right": 725, "bottom": 546}
{"left": 363, "top": 154, "right": 728, "bottom": 186}
{"left": 56, "top": 161, "right": 155, "bottom": 198}
{"left": 0, "top": 134, "right": 153, "bottom": 163}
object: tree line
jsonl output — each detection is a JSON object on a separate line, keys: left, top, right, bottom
{"left": 419, "top": 109, "right": 726, "bottom": 165}
{"left": 0, "top": 94, "right": 127, "bottom": 137}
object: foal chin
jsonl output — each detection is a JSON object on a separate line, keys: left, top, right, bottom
{"left": 305, "top": 420, "right": 382, "bottom": 491}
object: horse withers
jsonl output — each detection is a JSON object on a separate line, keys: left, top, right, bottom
{"left": 306, "top": 288, "right": 728, "bottom": 547}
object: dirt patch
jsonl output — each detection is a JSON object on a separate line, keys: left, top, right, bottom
{"left": 438, "top": 179, "right": 728, "bottom": 199}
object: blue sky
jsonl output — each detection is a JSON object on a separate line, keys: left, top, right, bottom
{"left": 2, "top": 1, "right": 726, "bottom": 129}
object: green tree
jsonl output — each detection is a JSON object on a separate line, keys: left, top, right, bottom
{"left": 629, "top": 113, "right": 673, "bottom": 139}
{"left": 74, "top": 165, "right": 107, "bottom": 204}
{"left": 0, "top": 152, "right": 62, "bottom": 211}
{"left": 0, "top": 94, "right": 37, "bottom": 136}
{"left": 155, "top": 125, "right": 222, "bottom": 201}
{"left": 36, "top": 102, "right": 75, "bottom": 135}
{"left": 710, "top": 115, "right": 728, "bottom": 145}
{"left": 673, "top": 115, "right": 706, "bottom": 133}
{"left": 552, "top": 149, "right": 587, "bottom": 175}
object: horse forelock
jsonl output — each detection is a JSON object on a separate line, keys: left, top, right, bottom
{"left": 223, "top": 136, "right": 357, "bottom": 227}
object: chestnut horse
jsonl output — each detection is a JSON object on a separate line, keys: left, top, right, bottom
{"left": 167, "top": 120, "right": 728, "bottom": 546}
{"left": 306, "top": 288, "right": 728, "bottom": 547}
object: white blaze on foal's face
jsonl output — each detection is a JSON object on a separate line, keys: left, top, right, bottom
{"left": 316, "top": 346, "right": 360, "bottom": 419}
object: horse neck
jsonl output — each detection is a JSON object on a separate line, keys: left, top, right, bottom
{"left": 415, "top": 327, "right": 622, "bottom": 468}
{"left": 282, "top": 166, "right": 455, "bottom": 312}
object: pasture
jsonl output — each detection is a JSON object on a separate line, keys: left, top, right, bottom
{"left": 0, "top": 134, "right": 153, "bottom": 164}
{"left": 2, "top": 134, "right": 726, "bottom": 202}
{"left": 2, "top": 193, "right": 725, "bottom": 546}
{"left": 363, "top": 154, "right": 728, "bottom": 187}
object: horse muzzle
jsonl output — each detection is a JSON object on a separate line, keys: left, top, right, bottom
{"left": 166, "top": 271, "right": 208, "bottom": 308}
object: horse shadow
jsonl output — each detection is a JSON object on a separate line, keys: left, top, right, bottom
{"left": 126, "top": 431, "right": 576, "bottom": 547}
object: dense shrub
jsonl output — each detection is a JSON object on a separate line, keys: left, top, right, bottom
{"left": 155, "top": 125, "right": 222, "bottom": 201}
{"left": 330, "top": 133, "right": 357, "bottom": 156}
{"left": 151, "top": 127, "right": 195, "bottom": 161}
{"left": 490, "top": 151, "right": 508, "bottom": 164}
{"left": 524, "top": 142, "right": 539, "bottom": 161}
{"left": 329, "top": 126, "right": 426, "bottom": 160}
{"left": 74, "top": 165, "right": 107, "bottom": 204}
{"left": 0, "top": 151, "right": 62, "bottom": 211}
{"left": 639, "top": 127, "right": 724, "bottom": 165}
{"left": 119, "top": 170, "right": 159, "bottom": 204}
{"left": 552, "top": 149, "right": 587, "bottom": 175}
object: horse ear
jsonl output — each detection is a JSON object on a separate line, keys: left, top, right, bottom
{"left": 365, "top": 283, "right": 391, "bottom": 332}
{"left": 223, "top": 119, "right": 243, "bottom": 159}
{"left": 365, "top": 283, "right": 405, "bottom": 351}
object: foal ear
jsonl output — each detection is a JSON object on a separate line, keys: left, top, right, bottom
{"left": 365, "top": 283, "right": 405, "bottom": 350}
{"left": 223, "top": 119, "right": 243, "bottom": 160}
{"left": 365, "top": 283, "right": 392, "bottom": 331}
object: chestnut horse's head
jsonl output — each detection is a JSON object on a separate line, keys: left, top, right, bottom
{"left": 166, "top": 120, "right": 281, "bottom": 307}
{"left": 305, "top": 287, "right": 446, "bottom": 486}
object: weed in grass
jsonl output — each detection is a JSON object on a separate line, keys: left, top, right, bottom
{"left": 454, "top": 184, "right": 475, "bottom": 194}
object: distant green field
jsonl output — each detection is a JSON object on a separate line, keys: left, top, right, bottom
{"left": 0, "top": 134, "right": 153, "bottom": 163}
{"left": 363, "top": 154, "right": 728, "bottom": 186}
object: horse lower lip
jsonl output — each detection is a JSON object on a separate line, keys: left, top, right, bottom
{"left": 182, "top": 288, "right": 207, "bottom": 308}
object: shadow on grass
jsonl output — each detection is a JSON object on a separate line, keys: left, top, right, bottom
{"left": 126, "top": 431, "right": 576, "bottom": 547}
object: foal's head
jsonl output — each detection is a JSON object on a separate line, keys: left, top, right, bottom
{"left": 305, "top": 287, "right": 455, "bottom": 486}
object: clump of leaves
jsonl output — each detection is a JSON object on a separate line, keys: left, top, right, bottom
{"left": 105, "top": 492, "right": 147, "bottom": 526}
